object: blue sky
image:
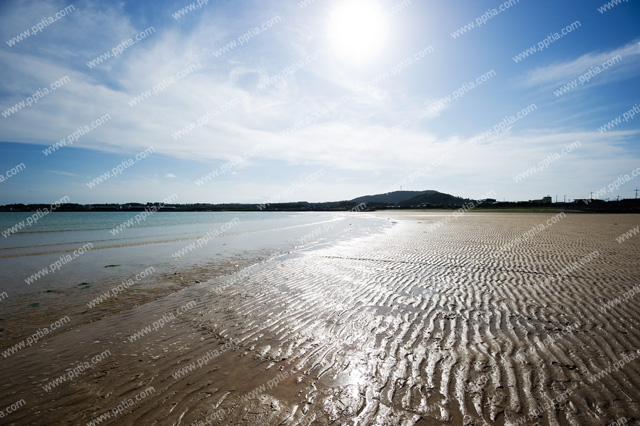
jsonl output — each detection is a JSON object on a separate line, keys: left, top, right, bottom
{"left": 0, "top": 0, "right": 639, "bottom": 204}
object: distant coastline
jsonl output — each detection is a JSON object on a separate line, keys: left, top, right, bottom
{"left": 2, "top": 189, "right": 640, "bottom": 213}
{"left": 2, "top": 199, "right": 640, "bottom": 213}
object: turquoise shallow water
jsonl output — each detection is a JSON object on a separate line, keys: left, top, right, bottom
{"left": 0, "top": 211, "right": 390, "bottom": 294}
{"left": 0, "top": 211, "right": 310, "bottom": 235}
{"left": 0, "top": 210, "right": 391, "bottom": 348}
{"left": 0, "top": 211, "right": 333, "bottom": 249}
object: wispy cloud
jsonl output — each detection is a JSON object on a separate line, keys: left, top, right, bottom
{"left": 0, "top": 0, "right": 638, "bottom": 204}
{"left": 522, "top": 40, "right": 640, "bottom": 88}
{"left": 45, "top": 169, "right": 80, "bottom": 177}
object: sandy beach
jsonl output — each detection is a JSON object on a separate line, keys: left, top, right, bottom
{"left": 1, "top": 212, "right": 639, "bottom": 425}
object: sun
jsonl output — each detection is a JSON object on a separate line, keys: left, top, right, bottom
{"left": 328, "top": 0, "right": 388, "bottom": 65}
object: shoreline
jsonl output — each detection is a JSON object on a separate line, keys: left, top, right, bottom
{"left": 0, "top": 212, "right": 390, "bottom": 349}
{"left": 0, "top": 213, "right": 638, "bottom": 425}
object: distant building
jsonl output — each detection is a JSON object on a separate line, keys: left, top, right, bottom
{"left": 528, "top": 196, "right": 553, "bottom": 204}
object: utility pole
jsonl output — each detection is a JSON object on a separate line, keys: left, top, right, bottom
{"left": 555, "top": 194, "right": 558, "bottom": 203}
{"left": 564, "top": 194, "right": 566, "bottom": 203}
{"left": 636, "top": 188, "right": 638, "bottom": 199}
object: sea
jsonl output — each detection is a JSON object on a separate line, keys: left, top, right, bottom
{"left": 0, "top": 211, "right": 390, "bottom": 345}
{"left": 0, "top": 210, "right": 392, "bottom": 292}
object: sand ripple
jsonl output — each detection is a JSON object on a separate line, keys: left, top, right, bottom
{"left": 0, "top": 213, "right": 638, "bottom": 425}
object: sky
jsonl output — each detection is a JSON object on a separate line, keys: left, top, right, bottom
{"left": 0, "top": 0, "right": 639, "bottom": 205}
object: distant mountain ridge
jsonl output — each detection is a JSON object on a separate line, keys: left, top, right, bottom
{"left": 351, "top": 190, "right": 435, "bottom": 205}
{"left": 3, "top": 190, "right": 470, "bottom": 212}
{"left": 399, "top": 191, "right": 468, "bottom": 207}
{"left": 351, "top": 190, "right": 467, "bottom": 207}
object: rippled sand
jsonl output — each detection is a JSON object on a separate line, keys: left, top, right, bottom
{"left": 1, "top": 212, "right": 639, "bottom": 425}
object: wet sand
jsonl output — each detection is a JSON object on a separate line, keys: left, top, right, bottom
{"left": 1, "top": 212, "right": 639, "bottom": 425}
{"left": 0, "top": 212, "right": 386, "bottom": 350}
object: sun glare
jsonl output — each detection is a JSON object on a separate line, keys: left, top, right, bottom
{"left": 328, "top": 0, "right": 388, "bottom": 65}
